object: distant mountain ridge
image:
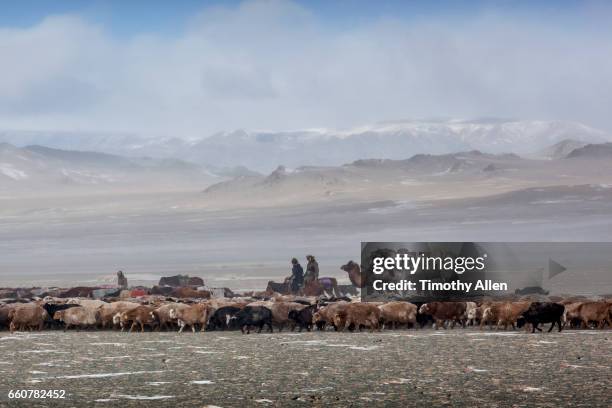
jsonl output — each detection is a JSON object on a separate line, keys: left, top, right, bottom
{"left": 202, "top": 150, "right": 530, "bottom": 198}
{"left": 1, "top": 119, "right": 609, "bottom": 172}
{"left": 534, "top": 139, "right": 589, "bottom": 160}
{"left": 566, "top": 142, "right": 612, "bottom": 159}
{"left": 0, "top": 143, "right": 219, "bottom": 192}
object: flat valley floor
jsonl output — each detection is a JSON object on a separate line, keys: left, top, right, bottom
{"left": 0, "top": 328, "right": 610, "bottom": 407}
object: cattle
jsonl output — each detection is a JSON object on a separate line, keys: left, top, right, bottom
{"left": 517, "top": 302, "right": 565, "bottom": 333}
{"left": 64, "top": 299, "right": 107, "bottom": 327}
{"left": 576, "top": 301, "right": 611, "bottom": 329}
{"left": 467, "top": 305, "right": 483, "bottom": 327}
{"left": 288, "top": 305, "right": 317, "bottom": 332}
{"left": 43, "top": 303, "right": 83, "bottom": 328}
{"left": 482, "top": 302, "right": 506, "bottom": 330}
{"left": 419, "top": 302, "right": 466, "bottom": 329}
{"left": 464, "top": 302, "right": 478, "bottom": 326}
{"left": 207, "top": 306, "right": 242, "bottom": 330}
{"left": 268, "top": 302, "right": 307, "bottom": 332}
{"left": 562, "top": 302, "right": 584, "bottom": 328}
{"left": 98, "top": 301, "right": 140, "bottom": 329}
{"left": 378, "top": 301, "right": 417, "bottom": 329}
{"left": 313, "top": 301, "right": 349, "bottom": 331}
{"left": 411, "top": 302, "right": 435, "bottom": 328}
{"left": 154, "top": 303, "right": 190, "bottom": 331}
{"left": 8, "top": 304, "right": 48, "bottom": 333}
{"left": 235, "top": 306, "right": 273, "bottom": 334}
{"left": 270, "top": 294, "right": 315, "bottom": 305}
{"left": 170, "top": 303, "right": 211, "bottom": 333}
{"left": 207, "top": 299, "right": 247, "bottom": 313}
{"left": 0, "top": 304, "right": 17, "bottom": 330}
{"left": 246, "top": 300, "right": 273, "bottom": 308}
{"left": 66, "top": 299, "right": 107, "bottom": 308}
{"left": 53, "top": 306, "right": 99, "bottom": 330}
{"left": 335, "top": 302, "right": 381, "bottom": 332}
{"left": 119, "top": 306, "right": 158, "bottom": 332}
{"left": 481, "top": 301, "right": 531, "bottom": 330}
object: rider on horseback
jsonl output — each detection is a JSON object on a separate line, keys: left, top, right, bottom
{"left": 304, "top": 255, "right": 319, "bottom": 286}
{"left": 290, "top": 258, "right": 304, "bottom": 294}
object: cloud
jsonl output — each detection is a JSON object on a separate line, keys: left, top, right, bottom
{"left": 0, "top": 0, "right": 611, "bottom": 136}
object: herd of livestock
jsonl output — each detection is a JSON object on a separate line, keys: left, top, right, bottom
{"left": 1, "top": 293, "right": 611, "bottom": 335}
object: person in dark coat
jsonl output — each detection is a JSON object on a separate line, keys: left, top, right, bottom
{"left": 290, "top": 258, "right": 304, "bottom": 294}
{"left": 117, "top": 270, "right": 128, "bottom": 289}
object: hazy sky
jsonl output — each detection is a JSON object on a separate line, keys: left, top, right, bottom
{"left": 1, "top": 0, "right": 611, "bottom": 137}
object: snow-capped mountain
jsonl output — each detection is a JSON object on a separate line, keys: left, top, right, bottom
{"left": 1, "top": 119, "right": 609, "bottom": 172}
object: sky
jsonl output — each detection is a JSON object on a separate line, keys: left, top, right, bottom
{"left": 0, "top": 0, "right": 611, "bottom": 137}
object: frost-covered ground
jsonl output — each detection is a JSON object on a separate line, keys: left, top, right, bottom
{"left": 0, "top": 329, "right": 610, "bottom": 407}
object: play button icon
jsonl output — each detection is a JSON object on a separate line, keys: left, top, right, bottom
{"left": 549, "top": 258, "right": 567, "bottom": 279}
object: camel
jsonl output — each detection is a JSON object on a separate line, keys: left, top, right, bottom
{"left": 341, "top": 260, "right": 363, "bottom": 288}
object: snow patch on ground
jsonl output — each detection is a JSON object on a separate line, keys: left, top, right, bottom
{"left": 91, "top": 342, "right": 128, "bottom": 346}
{"left": 465, "top": 366, "right": 488, "bottom": 373}
{"left": 19, "top": 350, "right": 68, "bottom": 354}
{"left": 113, "top": 394, "right": 174, "bottom": 400}
{"left": 36, "top": 370, "right": 166, "bottom": 380}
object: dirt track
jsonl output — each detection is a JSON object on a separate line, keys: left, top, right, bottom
{"left": 0, "top": 329, "right": 610, "bottom": 407}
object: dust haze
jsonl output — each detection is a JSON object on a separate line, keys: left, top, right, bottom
{"left": 2, "top": 127, "right": 612, "bottom": 294}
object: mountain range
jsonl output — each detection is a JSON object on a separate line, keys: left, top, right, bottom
{"left": 200, "top": 142, "right": 612, "bottom": 208}
{"left": 0, "top": 143, "right": 219, "bottom": 194}
{"left": 1, "top": 119, "right": 609, "bottom": 172}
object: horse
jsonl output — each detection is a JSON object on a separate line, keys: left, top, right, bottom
{"left": 303, "top": 277, "right": 339, "bottom": 297}
{"left": 266, "top": 277, "right": 339, "bottom": 297}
